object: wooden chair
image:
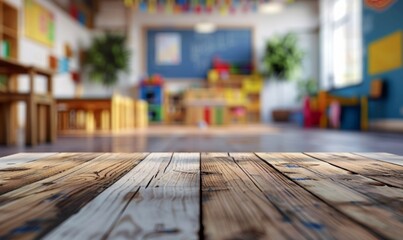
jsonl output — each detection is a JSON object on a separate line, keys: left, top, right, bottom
{"left": 318, "top": 80, "right": 383, "bottom": 131}
{"left": 0, "top": 58, "right": 56, "bottom": 146}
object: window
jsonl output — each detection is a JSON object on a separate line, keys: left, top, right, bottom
{"left": 329, "top": 0, "right": 362, "bottom": 88}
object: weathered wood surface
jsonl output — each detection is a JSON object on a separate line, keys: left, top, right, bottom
{"left": 229, "top": 153, "right": 378, "bottom": 240}
{"left": 0, "top": 153, "right": 148, "bottom": 239}
{"left": 201, "top": 152, "right": 303, "bottom": 240}
{"left": 0, "top": 152, "right": 402, "bottom": 240}
{"left": 45, "top": 153, "right": 200, "bottom": 240}
{"left": 0, "top": 153, "right": 99, "bottom": 195}
{"left": 106, "top": 153, "right": 199, "bottom": 240}
{"left": 306, "top": 152, "right": 403, "bottom": 188}
{"left": 355, "top": 152, "right": 403, "bottom": 166}
{"left": 256, "top": 152, "right": 403, "bottom": 240}
{"left": 0, "top": 153, "right": 57, "bottom": 169}
{"left": 202, "top": 153, "right": 375, "bottom": 239}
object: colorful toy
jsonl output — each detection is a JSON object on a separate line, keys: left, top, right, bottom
{"left": 141, "top": 74, "right": 164, "bottom": 86}
{"left": 139, "top": 74, "right": 165, "bottom": 122}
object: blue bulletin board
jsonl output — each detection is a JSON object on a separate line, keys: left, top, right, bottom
{"left": 146, "top": 28, "right": 253, "bottom": 79}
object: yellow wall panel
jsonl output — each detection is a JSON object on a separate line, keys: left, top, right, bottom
{"left": 369, "top": 31, "right": 403, "bottom": 75}
{"left": 24, "top": 0, "right": 55, "bottom": 47}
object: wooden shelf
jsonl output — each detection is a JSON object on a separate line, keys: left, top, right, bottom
{"left": 208, "top": 73, "right": 262, "bottom": 123}
{"left": 0, "top": 0, "right": 19, "bottom": 60}
{"left": 2, "top": 26, "right": 17, "bottom": 38}
{"left": 0, "top": 0, "right": 20, "bottom": 146}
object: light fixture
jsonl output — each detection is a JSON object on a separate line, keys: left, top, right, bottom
{"left": 259, "top": 2, "right": 285, "bottom": 14}
{"left": 195, "top": 22, "right": 217, "bottom": 34}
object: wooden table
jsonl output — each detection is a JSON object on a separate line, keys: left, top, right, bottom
{"left": 0, "top": 152, "right": 402, "bottom": 240}
{"left": 56, "top": 96, "right": 146, "bottom": 133}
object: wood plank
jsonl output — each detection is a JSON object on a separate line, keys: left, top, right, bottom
{"left": 106, "top": 187, "right": 199, "bottom": 240}
{"left": 147, "top": 152, "right": 199, "bottom": 188}
{"left": 0, "top": 153, "right": 148, "bottom": 239}
{"left": 229, "top": 153, "right": 378, "bottom": 240}
{"left": 256, "top": 152, "right": 403, "bottom": 240}
{"left": 44, "top": 153, "right": 174, "bottom": 240}
{"left": 202, "top": 153, "right": 318, "bottom": 240}
{"left": 106, "top": 153, "right": 200, "bottom": 240}
{"left": 0, "top": 153, "right": 57, "bottom": 169}
{"left": 0, "top": 153, "right": 100, "bottom": 195}
{"left": 306, "top": 152, "right": 403, "bottom": 188}
{"left": 355, "top": 152, "right": 403, "bottom": 166}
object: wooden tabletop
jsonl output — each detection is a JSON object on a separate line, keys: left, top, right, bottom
{"left": 0, "top": 57, "right": 54, "bottom": 77}
{"left": 0, "top": 152, "right": 402, "bottom": 240}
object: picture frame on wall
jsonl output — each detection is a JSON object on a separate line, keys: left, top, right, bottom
{"left": 155, "top": 33, "right": 181, "bottom": 65}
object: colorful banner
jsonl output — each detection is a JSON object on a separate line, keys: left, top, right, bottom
{"left": 24, "top": 0, "right": 55, "bottom": 47}
{"left": 124, "top": 0, "right": 289, "bottom": 14}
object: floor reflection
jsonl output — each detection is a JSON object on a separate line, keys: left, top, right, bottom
{"left": 1, "top": 124, "right": 403, "bottom": 157}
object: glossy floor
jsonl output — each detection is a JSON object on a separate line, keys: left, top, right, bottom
{"left": 1, "top": 124, "right": 403, "bottom": 157}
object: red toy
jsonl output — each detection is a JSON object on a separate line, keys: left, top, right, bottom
{"left": 213, "top": 57, "right": 230, "bottom": 75}
{"left": 303, "top": 96, "right": 321, "bottom": 128}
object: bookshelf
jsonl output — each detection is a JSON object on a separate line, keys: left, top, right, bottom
{"left": 0, "top": 0, "right": 19, "bottom": 60}
{"left": 0, "top": 0, "right": 19, "bottom": 145}
{"left": 208, "top": 74, "right": 263, "bottom": 123}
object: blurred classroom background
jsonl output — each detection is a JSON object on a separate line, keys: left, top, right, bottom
{"left": 1, "top": 0, "right": 403, "bottom": 155}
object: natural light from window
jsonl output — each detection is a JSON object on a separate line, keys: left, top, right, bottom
{"left": 330, "top": 0, "right": 362, "bottom": 88}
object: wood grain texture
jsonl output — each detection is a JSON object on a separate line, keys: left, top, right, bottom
{"left": 230, "top": 153, "right": 378, "bottom": 240}
{"left": 0, "top": 153, "right": 148, "bottom": 239}
{"left": 202, "top": 152, "right": 306, "bottom": 240}
{"left": 1, "top": 152, "right": 403, "bottom": 240}
{"left": 0, "top": 153, "right": 57, "bottom": 169}
{"left": 106, "top": 153, "right": 200, "bottom": 240}
{"left": 44, "top": 153, "right": 175, "bottom": 239}
{"left": 355, "top": 152, "right": 403, "bottom": 166}
{"left": 46, "top": 153, "right": 200, "bottom": 240}
{"left": 256, "top": 152, "right": 403, "bottom": 240}
{"left": 306, "top": 152, "right": 403, "bottom": 188}
{"left": 0, "top": 153, "right": 99, "bottom": 195}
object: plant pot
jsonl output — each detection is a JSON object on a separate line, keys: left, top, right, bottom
{"left": 272, "top": 109, "right": 292, "bottom": 122}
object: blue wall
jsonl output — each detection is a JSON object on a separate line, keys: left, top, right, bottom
{"left": 147, "top": 28, "right": 252, "bottom": 79}
{"left": 331, "top": 1, "right": 403, "bottom": 120}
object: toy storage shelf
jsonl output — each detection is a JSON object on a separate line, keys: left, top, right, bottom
{"left": 208, "top": 73, "right": 262, "bottom": 123}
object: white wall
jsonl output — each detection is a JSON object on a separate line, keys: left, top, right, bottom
{"left": 5, "top": 0, "right": 93, "bottom": 125}
{"left": 100, "top": 0, "right": 320, "bottom": 122}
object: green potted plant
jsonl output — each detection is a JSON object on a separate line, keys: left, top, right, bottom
{"left": 262, "top": 33, "right": 304, "bottom": 122}
{"left": 296, "top": 77, "right": 319, "bottom": 101}
{"left": 84, "top": 33, "right": 131, "bottom": 86}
